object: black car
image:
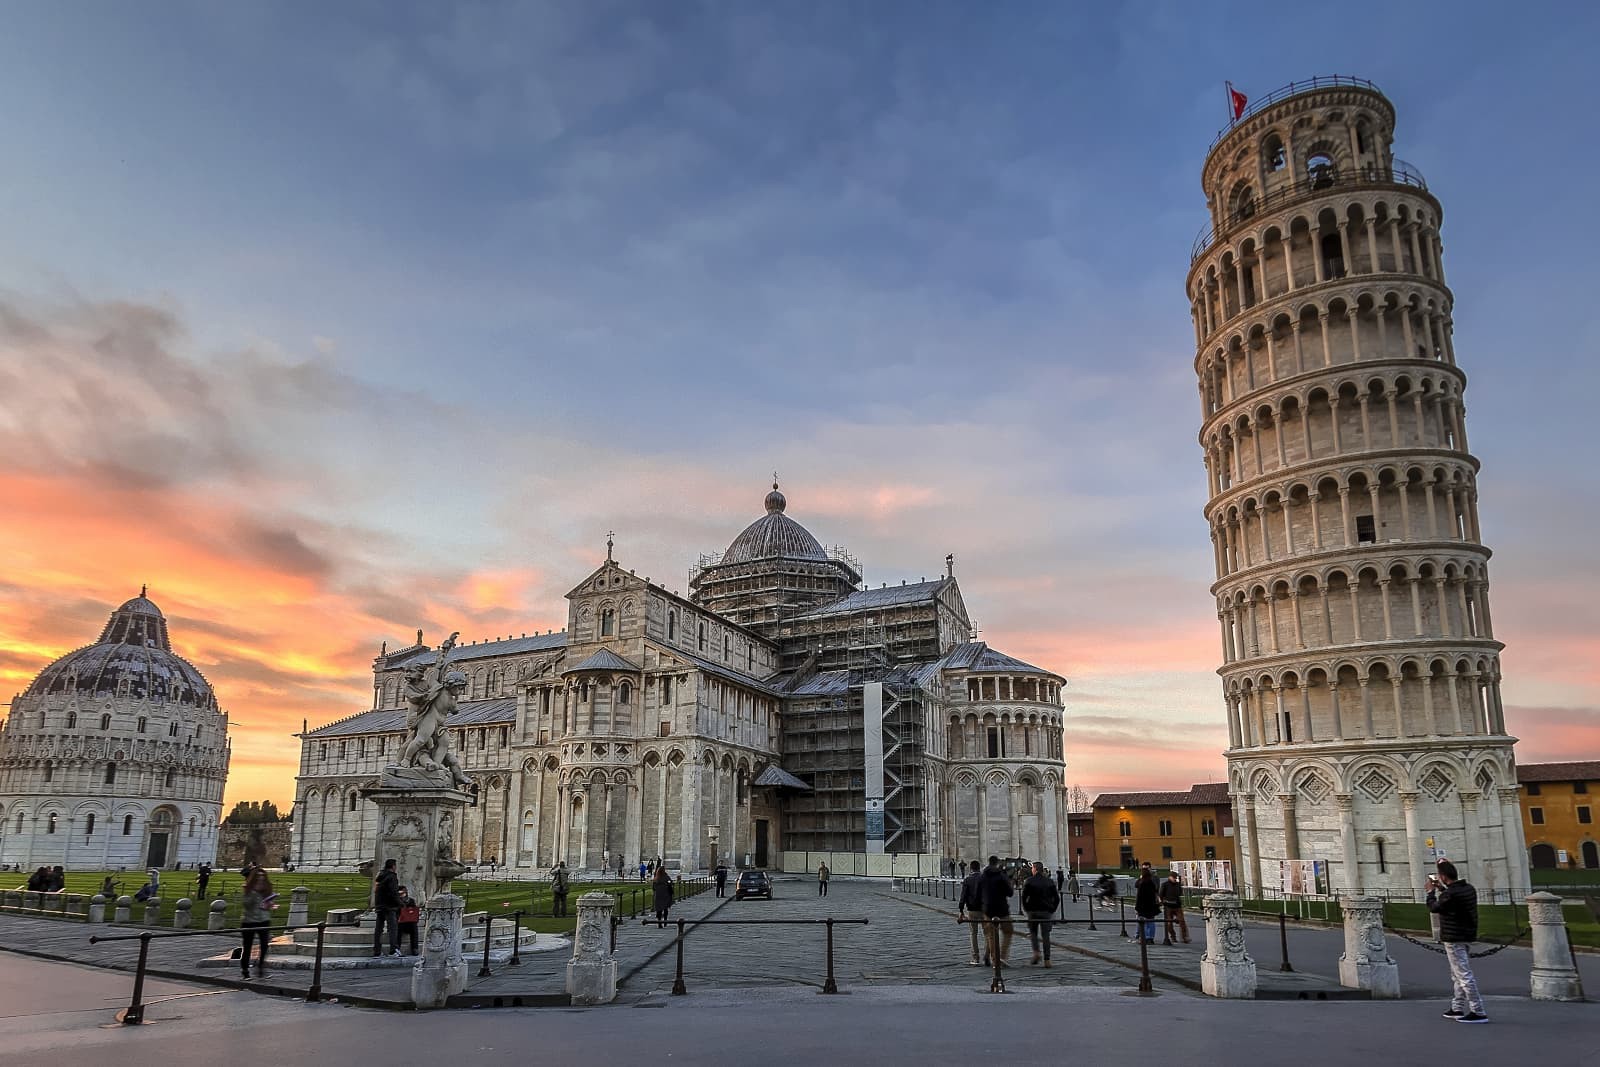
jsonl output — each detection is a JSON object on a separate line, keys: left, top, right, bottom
{"left": 735, "top": 869, "right": 773, "bottom": 900}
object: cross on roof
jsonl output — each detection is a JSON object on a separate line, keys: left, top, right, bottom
{"left": 606, "top": 531, "right": 615, "bottom": 562}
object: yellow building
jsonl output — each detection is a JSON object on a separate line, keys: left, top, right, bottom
{"left": 1520, "top": 761, "right": 1598, "bottom": 870}
{"left": 1092, "top": 783, "right": 1235, "bottom": 870}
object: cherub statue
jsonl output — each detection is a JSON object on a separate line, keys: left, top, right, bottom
{"left": 397, "top": 632, "right": 472, "bottom": 790}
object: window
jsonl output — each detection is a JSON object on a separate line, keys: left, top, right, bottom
{"left": 1118, "top": 820, "right": 1132, "bottom": 837}
{"left": 1376, "top": 839, "right": 1387, "bottom": 873}
{"left": 1527, "top": 783, "right": 1541, "bottom": 796}
{"left": 1158, "top": 819, "right": 1174, "bottom": 837}
{"left": 358, "top": 738, "right": 366, "bottom": 758}
{"left": 986, "top": 728, "right": 1000, "bottom": 759}
{"left": 104, "top": 763, "right": 117, "bottom": 785}
{"left": 1161, "top": 846, "right": 1173, "bottom": 859}
{"left": 1579, "top": 807, "right": 1593, "bottom": 825}
{"left": 47, "top": 812, "right": 58, "bottom": 834}
{"left": 477, "top": 728, "right": 487, "bottom": 750}
{"left": 1119, "top": 845, "right": 1134, "bottom": 868}
{"left": 1072, "top": 822, "right": 1085, "bottom": 837}
{"left": 101, "top": 713, "right": 112, "bottom": 730}
{"left": 667, "top": 612, "right": 676, "bottom": 640}
{"left": 1577, "top": 781, "right": 1590, "bottom": 794}
{"left": 168, "top": 721, "right": 178, "bottom": 737}
{"left": 164, "top": 768, "right": 176, "bottom": 788}
{"left": 85, "top": 814, "right": 95, "bottom": 836}
{"left": 188, "top": 817, "right": 196, "bottom": 837}
{"left": 747, "top": 645, "right": 754, "bottom": 671}
{"left": 137, "top": 717, "right": 147, "bottom": 733}
{"left": 1530, "top": 807, "right": 1545, "bottom": 825}
{"left": 1307, "top": 152, "right": 1336, "bottom": 189}
{"left": 1263, "top": 133, "right": 1285, "bottom": 172}
{"left": 1201, "top": 818, "right": 1217, "bottom": 836}
{"left": 723, "top": 634, "right": 731, "bottom": 661}
{"left": 15, "top": 813, "right": 23, "bottom": 833}
{"left": 618, "top": 682, "right": 631, "bottom": 705}
{"left": 320, "top": 743, "right": 327, "bottom": 761}
{"left": 350, "top": 794, "right": 359, "bottom": 812}
{"left": 601, "top": 608, "right": 615, "bottom": 637}
{"left": 499, "top": 726, "right": 508, "bottom": 747}
{"left": 1356, "top": 515, "right": 1377, "bottom": 543}
{"left": 66, "top": 711, "right": 77, "bottom": 729}
{"left": 658, "top": 722, "right": 672, "bottom": 737}
{"left": 339, "top": 741, "right": 347, "bottom": 759}
{"left": 42, "top": 761, "right": 53, "bottom": 784}
{"left": 661, "top": 677, "right": 673, "bottom": 704}
{"left": 123, "top": 814, "right": 133, "bottom": 835}
{"left": 698, "top": 623, "right": 706, "bottom": 652}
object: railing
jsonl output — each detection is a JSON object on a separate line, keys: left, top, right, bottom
{"left": 1191, "top": 159, "right": 1429, "bottom": 263}
{"left": 638, "top": 916, "right": 870, "bottom": 995}
{"left": 1208, "top": 76, "right": 1383, "bottom": 151}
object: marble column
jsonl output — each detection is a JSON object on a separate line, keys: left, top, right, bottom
{"left": 1336, "top": 794, "right": 1360, "bottom": 893}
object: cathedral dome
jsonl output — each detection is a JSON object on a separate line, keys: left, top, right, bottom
{"left": 23, "top": 590, "right": 214, "bottom": 706}
{"left": 723, "top": 483, "right": 829, "bottom": 564}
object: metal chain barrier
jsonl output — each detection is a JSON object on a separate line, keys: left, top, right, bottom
{"left": 1383, "top": 922, "right": 1530, "bottom": 958}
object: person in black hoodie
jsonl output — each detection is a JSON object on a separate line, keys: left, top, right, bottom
{"left": 1133, "top": 864, "right": 1161, "bottom": 945}
{"left": 957, "top": 860, "right": 988, "bottom": 966}
{"left": 978, "top": 855, "right": 1015, "bottom": 967}
{"left": 1159, "top": 871, "right": 1190, "bottom": 944}
{"left": 1427, "top": 860, "right": 1487, "bottom": 1023}
{"left": 372, "top": 858, "right": 402, "bottom": 958}
{"left": 1021, "top": 861, "right": 1062, "bottom": 966}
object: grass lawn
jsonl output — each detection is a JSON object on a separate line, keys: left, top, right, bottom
{"left": 1530, "top": 868, "right": 1600, "bottom": 887}
{"left": 2, "top": 869, "right": 711, "bottom": 937}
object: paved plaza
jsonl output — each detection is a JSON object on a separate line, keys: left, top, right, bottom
{"left": 2, "top": 873, "right": 1597, "bottom": 1067}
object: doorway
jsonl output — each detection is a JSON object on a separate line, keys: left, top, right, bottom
{"left": 1530, "top": 843, "right": 1558, "bottom": 869}
{"left": 755, "top": 819, "right": 769, "bottom": 868}
{"left": 1583, "top": 841, "right": 1598, "bottom": 869}
{"left": 146, "top": 832, "right": 169, "bottom": 868}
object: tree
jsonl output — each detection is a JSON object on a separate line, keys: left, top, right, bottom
{"left": 1066, "top": 784, "right": 1092, "bottom": 813}
{"left": 225, "top": 800, "right": 283, "bottom": 824}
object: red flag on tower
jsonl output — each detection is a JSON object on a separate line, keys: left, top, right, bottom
{"left": 1227, "top": 81, "right": 1248, "bottom": 121}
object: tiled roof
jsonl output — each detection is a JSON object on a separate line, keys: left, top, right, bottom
{"left": 305, "top": 696, "right": 518, "bottom": 738}
{"left": 565, "top": 647, "right": 639, "bottom": 673}
{"left": 753, "top": 765, "right": 812, "bottom": 790}
{"left": 933, "top": 641, "right": 1061, "bottom": 679}
{"left": 1094, "top": 783, "right": 1232, "bottom": 809}
{"left": 1517, "top": 761, "right": 1600, "bottom": 783}
{"left": 383, "top": 632, "right": 567, "bottom": 669}
{"left": 672, "top": 648, "right": 785, "bottom": 697}
{"left": 789, "top": 579, "right": 949, "bottom": 620}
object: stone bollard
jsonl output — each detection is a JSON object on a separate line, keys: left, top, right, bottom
{"left": 143, "top": 897, "right": 163, "bottom": 926}
{"left": 411, "top": 891, "right": 467, "bottom": 1009}
{"left": 65, "top": 893, "right": 86, "bottom": 919}
{"left": 2, "top": 890, "right": 20, "bottom": 910}
{"left": 174, "top": 898, "right": 193, "bottom": 929}
{"left": 208, "top": 898, "right": 228, "bottom": 932}
{"left": 1527, "top": 892, "right": 1583, "bottom": 1001}
{"left": 566, "top": 891, "right": 618, "bottom": 1005}
{"left": 89, "top": 894, "right": 107, "bottom": 923}
{"left": 287, "top": 886, "right": 310, "bottom": 928}
{"left": 1200, "top": 893, "right": 1257, "bottom": 998}
{"left": 22, "top": 891, "right": 41, "bottom": 912}
{"left": 1338, "top": 896, "right": 1400, "bottom": 997}
{"left": 115, "top": 895, "right": 133, "bottom": 923}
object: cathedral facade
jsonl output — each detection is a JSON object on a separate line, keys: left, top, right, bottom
{"left": 0, "top": 592, "right": 232, "bottom": 871}
{"left": 293, "top": 486, "right": 1068, "bottom": 874}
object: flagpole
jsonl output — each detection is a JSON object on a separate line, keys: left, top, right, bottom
{"left": 1225, "top": 80, "right": 1235, "bottom": 124}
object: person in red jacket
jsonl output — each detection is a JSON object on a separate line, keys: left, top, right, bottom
{"left": 396, "top": 886, "right": 421, "bottom": 956}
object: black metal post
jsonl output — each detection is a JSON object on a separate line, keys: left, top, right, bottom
{"left": 1137, "top": 933, "right": 1154, "bottom": 993}
{"left": 306, "top": 921, "right": 327, "bottom": 1002}
{"left": 671, "top": 917, "right": 687, "bottom": 995}
{"left": 477, "top": 915, "right": 494, "bottom": 978}
{"left": 1278, "top": 913, "right": 1293, "bottom": 972}
{"left": 509, "top": 910, "right": 524, "bottom": 966}
{"left": 610, "top": 914, "right": 619, "bottom": 954}
{"left": 1087, "top": 892, "right": 1097, "bottom": 931}
{"left": 1119, "top": 898, "right": 1129, "bottom": 938}
{"left": 123, "top": 931, "right": 152, "bottom": 1024}
{"left": 821, "top": 918, "right": 838, "bottom": 994}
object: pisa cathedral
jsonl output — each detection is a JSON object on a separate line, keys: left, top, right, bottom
{"left": 294, "top": 485, "right": 1068, "bottom": 874}
{"left": 1189, "top": 77, "right": 1527, "bottom": 896}
{"left": 0, "top": 592, "right": 231, "bottom": 870}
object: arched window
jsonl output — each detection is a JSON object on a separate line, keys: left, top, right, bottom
{"left": 188, "top": 817, "right": 196, "bottom": 837}
{"left": 618, "top": 682, "right": 631, "bottom": 705}
{"left": 747, "top": 645, "right": 754, "bottom": 671}
{"left": 1307, "top": 152, "right": 1336, "bottom": 189}
{"left": 104, "top": 762, "right": 117, "bottom": 785}
{"left": 723, "top": 634, "right": 731, "bottom": 661}
{"left": 123, "top": 814, "right": 134, "bottom": 835}
{"left": 1230, "top": 181, "right": 1255, "bottom": 222}
{"left": 1263, "top": 133, "right": 1286, "bottom": 172}
{"left": 42, "top": 761, "right": 53, "bottom": 784}
{"left": 47, "top": 812, "right": 58, "bottom": 834}
{"left": 350, "top": 793, "right": 359, "bottom": 812}
{"left": 100, "top": 713, "right": 111, "bottom": 730}
{"left": 601, "top": 609, "right": 615, "bottom": 637}
{"left": 137, "top": 717, "right": 147, "bottom": 733}
{"left": 66, "top": 711, "right": 77, "bottom": 729}
{"left": 85, "top": 814, "right": 95, "bottom": 836}
{"left": 661, "top": 676, "right": 673, "bottom": 704}
{"left": 667, "top": 612, "right": 677, "bottom": 640}
{"left": 164, "top": 768, "right": 176, "bottom": 788}
{"left": 698, "top": 623, "right": 707, "bottom": 652}
{"left": 15, "top": 813, "right": 24, "bottom": 833}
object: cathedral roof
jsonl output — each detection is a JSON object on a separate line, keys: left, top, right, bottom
{"left": 22, "top": 589, "right": 214, "bottom": 706}
{"left": 565, "top": 647, "right": 639, "bottom": 674}
{"left": 788, "top": 578, "right": 950, "bottom": 620}
{"left": 304, "top": 696, "right": 517, "bottom": 738}
{"left": 382, "top": 631, "right": 567, "bottom": 670}
{"left": 935, "top": 641, "right": 1061, "bottom": 679}
{"left": 721, "top": 483, "right": 830, "bottom": 565}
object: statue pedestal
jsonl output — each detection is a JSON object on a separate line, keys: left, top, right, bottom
{"left": 1339, "top": 896, "right": 1400, "bottom": 997}
{"left": 364, "top": 778, "right": 473, "bottom": 902}
{"left": 412, "top": 891, "right": 467, "bottom": 1009}
{"left": 1201, "top": 893, "right": 1257, "bottom": 998}
{"left": 567, "top": 892, "right": 618, "bottom": 1005}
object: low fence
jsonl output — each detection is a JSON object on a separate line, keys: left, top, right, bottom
{"left": 636, "top": 916, "right": 870, "bottom": 995}
{"left": 780, "top": 852, "right": 946, "bottom": 878}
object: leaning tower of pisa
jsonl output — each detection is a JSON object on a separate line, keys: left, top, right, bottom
{"left": 1187, "top": 77, "right": 1527, "bottom": 899}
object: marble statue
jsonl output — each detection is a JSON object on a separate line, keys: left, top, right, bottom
{"left": 388, "top": 632, "right": 473, "bottom": 790}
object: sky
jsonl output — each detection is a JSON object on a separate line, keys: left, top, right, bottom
{"left": 1, "top": 1, "right": 1597, "bottom": 811}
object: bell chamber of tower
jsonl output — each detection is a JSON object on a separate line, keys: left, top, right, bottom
{"left": 1186, "top": 77, "right": 1527, "bottom": 900}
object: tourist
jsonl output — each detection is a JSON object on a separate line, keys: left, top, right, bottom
{"left": 958, "top": 860, "right": 988, "bottom": 966}
{"left": 196, "top": 862, "right": 212, "bottom": 900}
{"left": 47, "top": 865, "right": 65, "bottom": 892}
{"left": 1067, "top": 870, "right": 1080, "bottom": 903}
{"left": 639, "top": 859, "right": 648, "bottom": 881}
{"left": 133, "top": 877, "right": 158, "bottom": 903}
{"left": 100, "top": 875, "right": 118, "bottom": 898}
{"left": 1022, "top": 861, "right": 1061, "bottom": 967}
{"left": 978, "top": 856, "right": 1015, "bottom": 967}
{"left": 1160, "top": 871, "right": 1190, "bottom": 944}
{"left": 1133, "top": 865, "right": 1160, "bottom": 945}
{"left": 651, "top": 865, "right": 674, "bottom": 927}
{"left": 240, "top": 868, "right": 275, "bottom": 979}
{"left": 817, "top": 862, "right": 830, "bottom": 897}
{"left": 1055, "top": 866, "right": 1065, "bottom": 896}
{"left": 1096, "top": 871, "right": 1117, "bottom": 909}
{"left": 371, "top": 858, "right": 402, "bottom": 958}
{"left": 1428, "top": 860, "right": 1487, "bottom": 1023}
{"left": 26, "top": 866, "right": 48, "bottom": 892}
{"left": 714, "top": 861, "right": 729, "bottom": 897}
{"left": 550, "top": 861, "right": 570, "bottom": 917}
{"left": 396, "top": 886, "right": 421, "bottom": 955}
{"left": 617, "top": 853, "right": 626, "bottom": 879}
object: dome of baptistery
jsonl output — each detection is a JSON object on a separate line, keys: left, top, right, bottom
{"left": 0, "top": 588, "right": 231, "bottom": 871}
{"left": 723, "top": 483, "right": 830, "bottom": 564}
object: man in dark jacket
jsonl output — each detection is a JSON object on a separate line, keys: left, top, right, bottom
{"left": 978, "top": 856, "right": 1015, "bottom": 967}
{"left": 372, "top": 858, "right": 402, "bottom": 957}
{"left": 714, "top": 862, "right": 728, "bottom": 897}
{"left": 1427, "top": 860, "right": 1486, "bottom": 1022}
{"left": 1159, "top": 871, "right": 1190, "bottom": 944}
{"left": 958, "top": 860, "right": 988, "bottom": 966}
{"left": 1021, "top": 862, "right": 1062, "bottom": 966}
{"left": 1133, "top": 864, "right": 1161, "bottom": 945}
